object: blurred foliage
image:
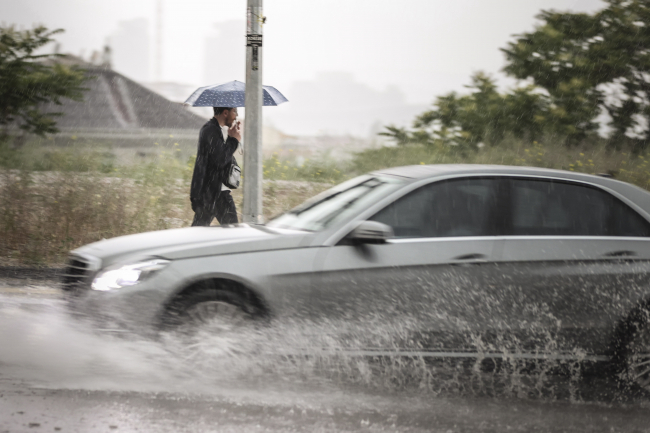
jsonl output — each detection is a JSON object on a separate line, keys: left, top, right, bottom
{"left": 381, "top": 73, "right": 550, "bottom": 151}
{"left": 0, "top": 139, "right": 115, "bottom": 172}
{"left": 9, "top": 136, "right": 650, "bottom": 265}
{"left": 0, "top": 145, "right": 333, "bottom": 265}
{"left": 351, "top": 136, "right": 650, "bottom": 190}
{"left": 0, "top": 25, "right": 88, "bottom": 141}
{"left": 262, "top": 152, "right": 347, "bottom": 184}
{"left": 503, "top": 0, "right": 650, "bottom": 149}
{"left": 384, "top": 0, "right": 650, "bottom": 150}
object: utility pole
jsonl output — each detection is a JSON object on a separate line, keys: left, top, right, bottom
{"left": 243, "top": 0, "right": 264, "bottom": 224}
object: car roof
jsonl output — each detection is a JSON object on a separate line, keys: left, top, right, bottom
{"left": 374, "top": 164, "right": 602, "bottom": 181}
{"left": 372, "top": 164, "right": 650, "bottom": 218}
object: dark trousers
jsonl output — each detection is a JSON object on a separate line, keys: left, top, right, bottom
{"left": 192, "top": 191, "right": 238, "bottom": 226}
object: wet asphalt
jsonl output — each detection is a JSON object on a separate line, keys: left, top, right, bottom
{"left": 2, "top": 270, "right": 650, "bottom": 432}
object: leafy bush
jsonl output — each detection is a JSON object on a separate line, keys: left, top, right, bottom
{"left": 351, "top": 137, "right": 650, "bottom": 190}
{"left": 383, "top": 1, "right": 650, "bottom": 150}
{"left": 0, "top": 140, "right": 115, "bottom": 172}
{"left": 7, "top": 132, "right": 650, "bottom": 266}
{"left": 0, "top": 25, "right": 87, "bottom": 137}
{"left": 381, "top": 73, "right": 550, "bottom": 150}
{"left": 263, "top": 152, "right": 347, "bottom": 184}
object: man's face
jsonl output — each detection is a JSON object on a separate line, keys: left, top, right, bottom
{"left": 225, "top": 108, "right": 238, "bottom": 127}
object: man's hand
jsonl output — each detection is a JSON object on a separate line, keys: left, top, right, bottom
{"left": 228, "top": 120, "right": 242, "bottom": 142}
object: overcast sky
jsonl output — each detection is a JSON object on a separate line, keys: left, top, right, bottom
{"left": 3, "top": 0, "right": 606, "bottom": 136}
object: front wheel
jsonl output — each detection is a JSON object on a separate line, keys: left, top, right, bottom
{"left": 184, "top": 297, "right": 251, "bottom": 331}
{"left": 160, "top": 289, "right": 261, "bottom": 359}
{"left": 162, "top": 289, "right": 257, "bottom": 331}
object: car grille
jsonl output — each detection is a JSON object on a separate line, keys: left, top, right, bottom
{"left": 61, "top": 256, "right": 92, "bottom": 293}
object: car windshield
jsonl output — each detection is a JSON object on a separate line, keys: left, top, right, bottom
{"left": 266, "top": 175, "right": 405, "bottom": 232}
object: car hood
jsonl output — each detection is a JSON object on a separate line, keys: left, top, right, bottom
{"left": 73, "top": 224, "right": 312, "bottom": 268}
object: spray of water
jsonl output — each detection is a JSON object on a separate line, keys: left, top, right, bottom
{"left": 0, "top": 293, "right": 617, "bottom": 402}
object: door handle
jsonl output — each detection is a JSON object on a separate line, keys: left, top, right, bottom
{"left": 603, "top": 250, "right": 637, "bottom": 258}
{"left": 451, "top": 253, "right": 488, "bottom": 266}
{"left": 453, "top": 253, "right": 487, "bottom": 261}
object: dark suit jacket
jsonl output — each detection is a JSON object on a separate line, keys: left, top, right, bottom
{"left": 190, "top": 117, "right": 239, "bottom": 210}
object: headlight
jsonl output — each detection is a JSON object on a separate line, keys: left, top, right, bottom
{"left": 91, "top": 259, "right": 170, "bottom": 291}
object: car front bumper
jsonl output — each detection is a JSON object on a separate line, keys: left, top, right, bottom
{"left": 64, "top": 264, "right": 185, "bottom": 336}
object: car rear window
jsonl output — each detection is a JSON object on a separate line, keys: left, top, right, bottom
{"left": 509, "top": 178, "right": 650, "bottom": 237}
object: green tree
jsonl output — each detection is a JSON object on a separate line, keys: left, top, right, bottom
{"left": 503, "top": 85, "right": 550, "bottom": 141}
{"left": 0, "top": 25, "right": 87, "bottom": 141}
{"left": 381, "top": 72, "right": 549, "bottom": 150}
{"left": 502, "top": 0, "right": 650, "bottom": 149}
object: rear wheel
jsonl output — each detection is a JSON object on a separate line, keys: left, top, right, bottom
{"left": 622, "top": 324, "right": 650, "bottom": 391}
{"left": 616, "top": 306, "right": 650, "bottom": 393}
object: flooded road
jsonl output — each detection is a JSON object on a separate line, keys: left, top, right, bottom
{"left": 2, "top": 273, "right": 650, "bottom": 432}
{"left": 4, "top": 378, "right": 650, "bottom": 433}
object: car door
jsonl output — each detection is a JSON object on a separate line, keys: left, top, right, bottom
{"left": 493, "top": 177, "right": 650, "bottom": 357}
{"left": 309, "top": 177, "right": 506, "bottom": 354}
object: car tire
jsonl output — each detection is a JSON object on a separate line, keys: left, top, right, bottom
{"left": 160, "top": 288, "right": 258, "bottom": 333}
{"left": 616, "top": 305, "right": 650, "bottom": 393}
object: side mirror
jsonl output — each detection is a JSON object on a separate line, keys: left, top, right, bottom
{"left": 346, "top": 221, "right": 394, "bottom": 245}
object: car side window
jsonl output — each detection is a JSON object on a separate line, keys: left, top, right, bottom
{"left": 509, "top": 178, "right": 650, "bottom": 237}
{"left": 370, "top": 178, "right": 500, "bottom": 238}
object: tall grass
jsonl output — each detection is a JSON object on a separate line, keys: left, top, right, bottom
{"left": 263, "top": 152, "right": 347, "bottom": 184}
{"left": 5, "top": 135, "right": 650, "bottom": 265}
{"left": 0, "top": 142, "right": 330, "bottom": 265}
{"left": 0, "top": 166, "right": 192, "bottom": 265}
{"left": 351, "top": 138, "right": 650, "bottom": 190}
{"left": 0, "top": 139, "right": 116, "bottom": 173}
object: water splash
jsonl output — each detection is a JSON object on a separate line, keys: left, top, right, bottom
{"left": 0, "top": 294, "right": 628, "bottom": 402}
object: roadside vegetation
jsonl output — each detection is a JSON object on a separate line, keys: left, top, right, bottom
{"left": 6, "top": 136, "right": 650, "bottom": 266}
{"left": 0, "top": 144, "right": 332, "bottom": 265}
{"left": 4, "top": 1, "right": 650, "bottom": 265}
{"left": 381, "top": 1, "right": 650, "bottom": 153}
{"left": 0, "top": 25, "right": 88, "bottom": 145}
{"left": 352, "top": 138, "right": 650, "bottom": 190}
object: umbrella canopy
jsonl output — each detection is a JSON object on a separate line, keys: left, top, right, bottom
{"left": 184, "top": 80, "right": 288, "bottom": 107}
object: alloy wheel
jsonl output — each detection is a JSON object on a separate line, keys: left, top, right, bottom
{"left": 185, "top": 300, "right": 250, "bottom": 331}
{"left": 625, "top": 328, "right": 650, "bottom": 391}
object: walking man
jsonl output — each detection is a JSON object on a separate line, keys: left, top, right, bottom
{"left": 190, "top": 107, "right": 242, "bottom": 226}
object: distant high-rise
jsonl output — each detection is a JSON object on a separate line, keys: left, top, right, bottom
{"left": 155, "top": 0, "right": 163, "bottom": 82}
{"left": 110, "top": 18, "right": 151, "bottom": 83}
{"left": 203, "top": 20, "right": 245, "bottom": 85}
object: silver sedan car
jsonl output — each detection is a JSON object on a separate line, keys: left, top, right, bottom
{"left": 64, "top": 164, "right": 650, "bottom": 390}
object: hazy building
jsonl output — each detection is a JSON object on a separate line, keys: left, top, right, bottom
{"left": 141, "top": 82, "right": 196, "bottom": 103}
{"left": 265, "top": 72, "right": 427, "bottom": 138}
{"left": 40, "top": 55, "right": 204, "bottom": 132}
{"left": 34, "top": 54, "right": 205, "bottom": 165}
{"left": 110, "top": 18, "right": 150, "bottom": 83}
{"left": 141, "top": 81, "right": 213, "bottom": 119}
{"left": 203, "top": 20, "right": 245, "bottom": 85}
